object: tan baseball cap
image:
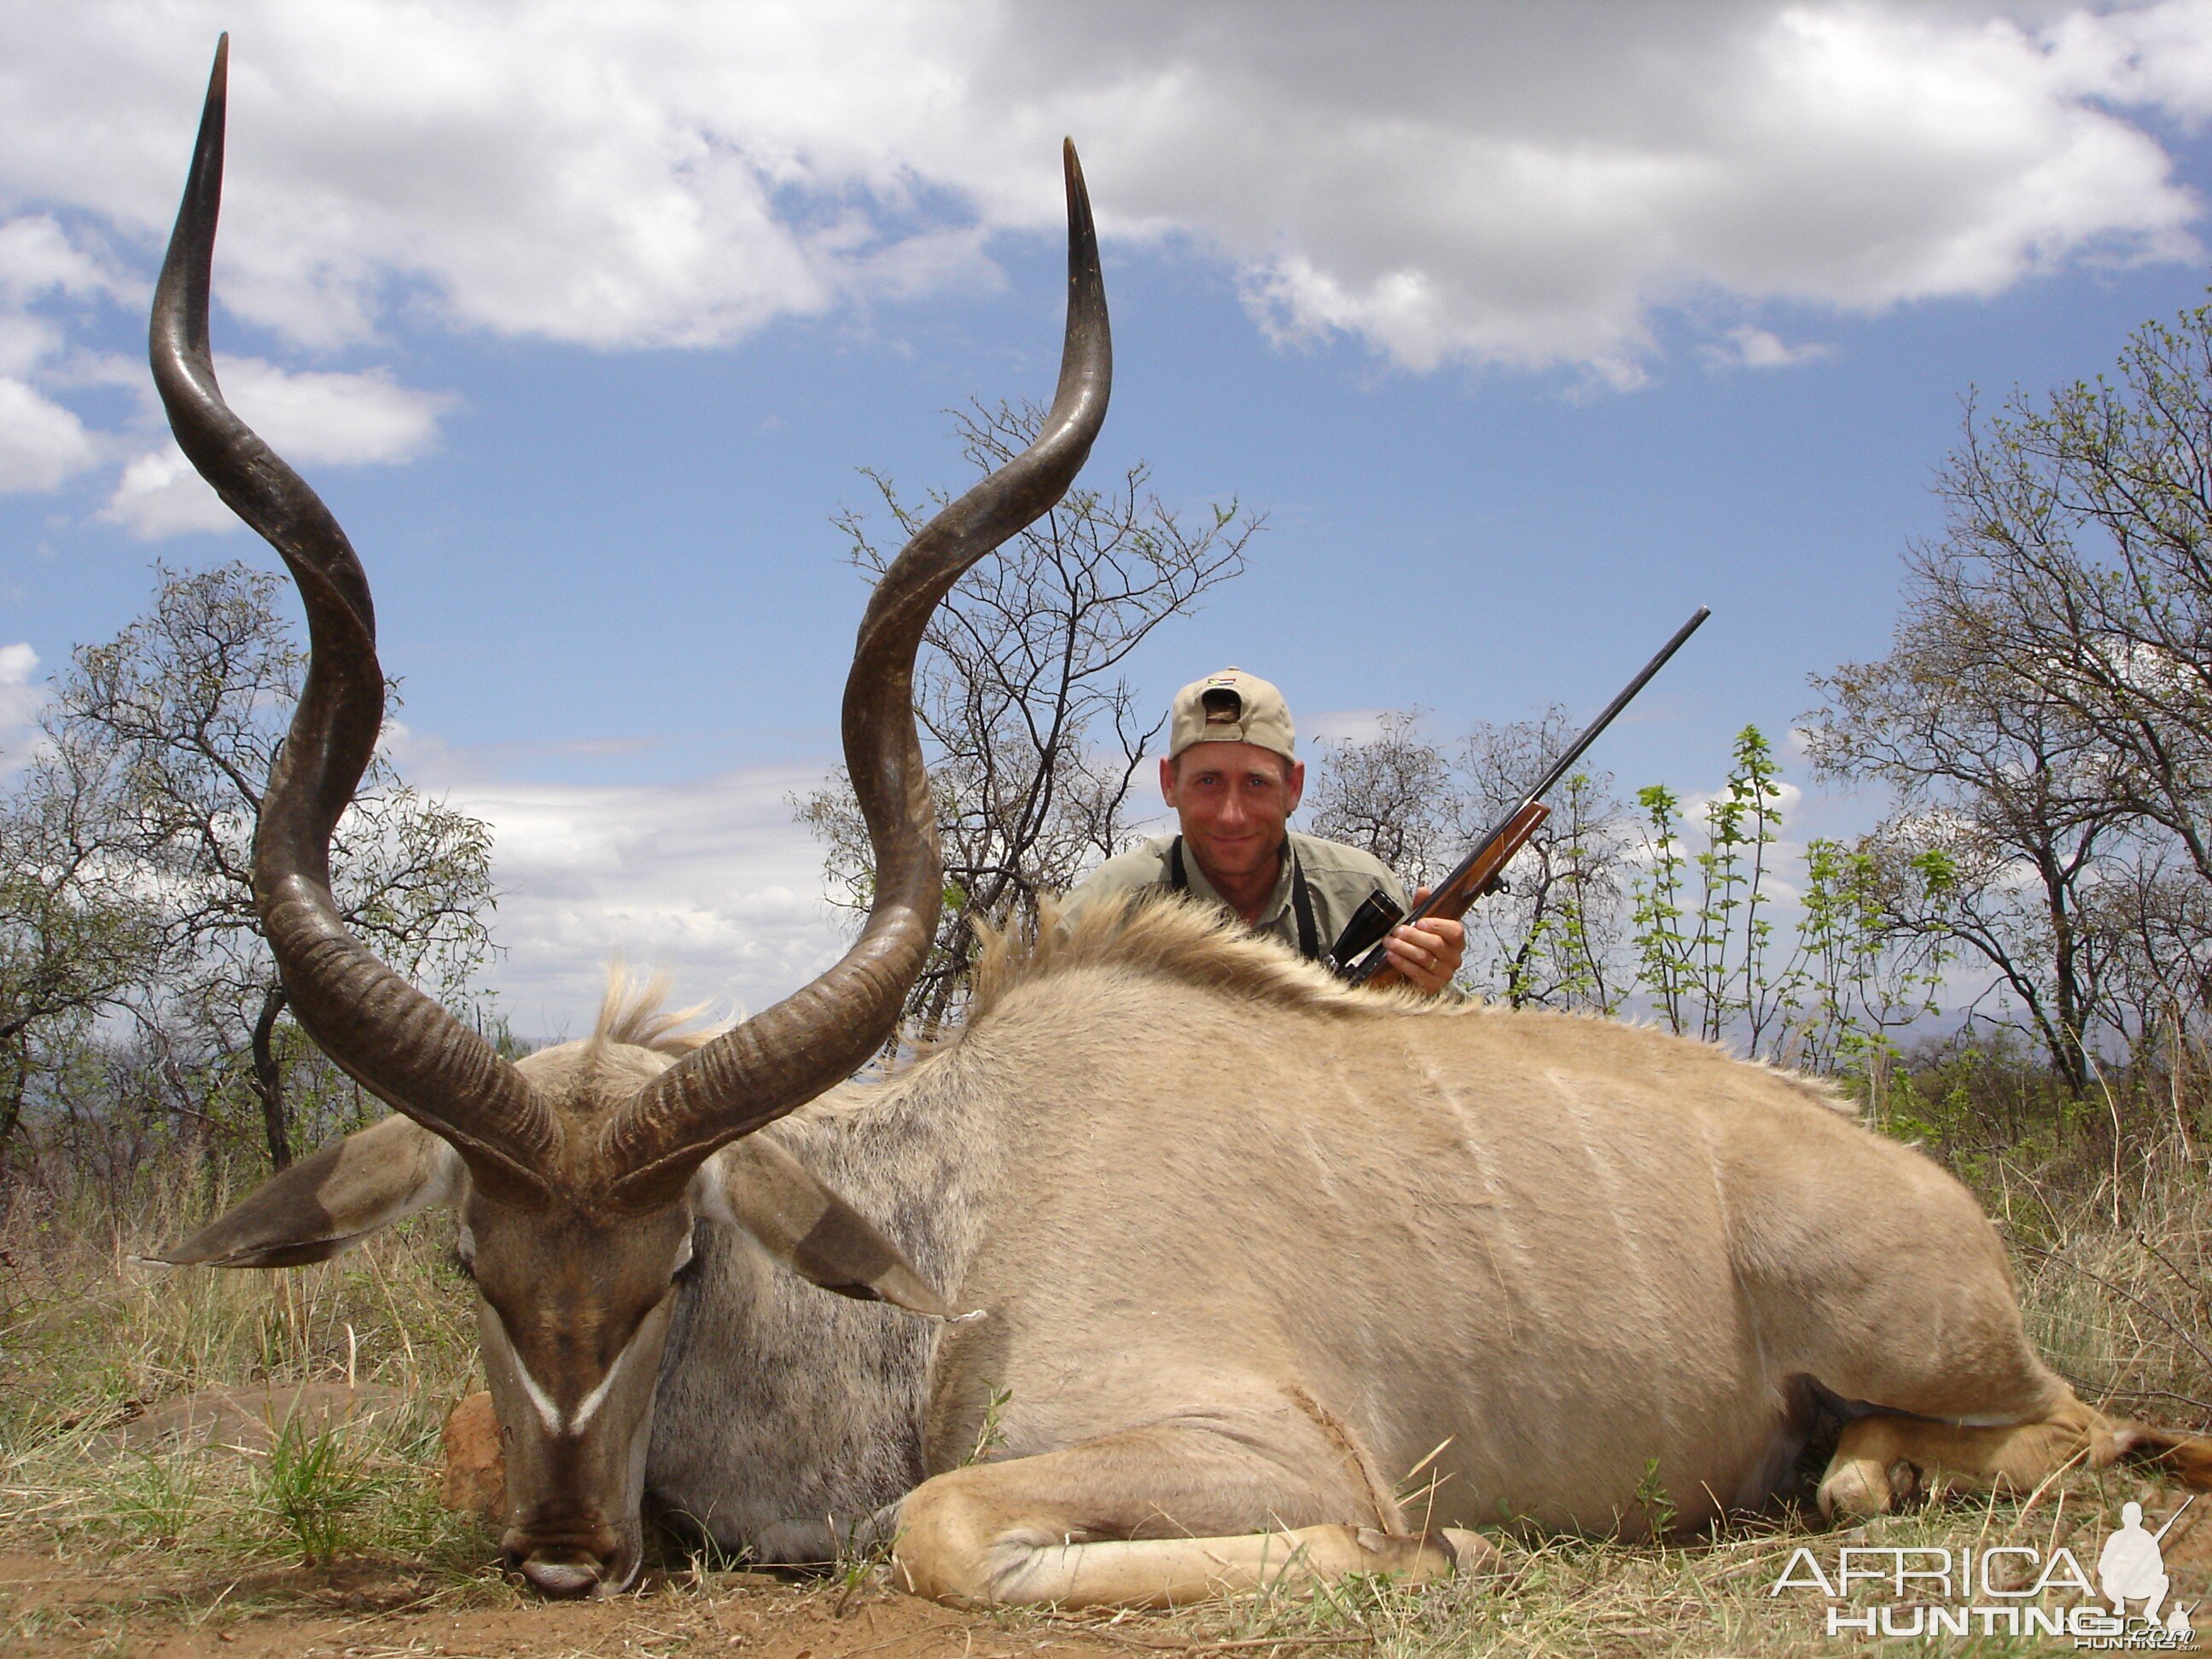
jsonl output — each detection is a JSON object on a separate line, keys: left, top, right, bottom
{"left": 1168, "top": 667, "right": 1295, "bottom": 762}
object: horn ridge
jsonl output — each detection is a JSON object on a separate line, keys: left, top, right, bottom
{"left": 604, "top": 139, "right": 1113, "bottom": 1208}
{"left": 150, "top": 38, "right": 555, "bottom": 1199}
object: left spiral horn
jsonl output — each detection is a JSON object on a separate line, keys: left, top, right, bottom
{"left": 149, "top": 35, "right": 558, "bottom": 1203}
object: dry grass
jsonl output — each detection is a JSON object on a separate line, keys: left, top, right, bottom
{"left": 3, "top": 1117, "right": 2208, "bottom": 1656}
{"left": 0, "top": 1167, "right": 498, "bottom": 1630}
{"left": 1995, "top": 1138, "right": 2212, "bottom": 1435}
{"left": 1082, "top": 1471, "right": 2192, "bottom": 1658}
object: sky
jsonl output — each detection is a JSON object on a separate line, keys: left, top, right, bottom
{"left": 6, "top": 0, "right": 2212, "bottom": 1033}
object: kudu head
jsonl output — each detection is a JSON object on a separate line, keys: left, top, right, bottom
{"left": 149, "top": 38, "right": 1109, "bottom": 1597}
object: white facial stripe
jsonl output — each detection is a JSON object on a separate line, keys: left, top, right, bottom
{"left": 569, "top": 1330, "right": 636, "bottom": 1431}
{"left": 485, "top": 1297, "right": 645, "bottom": 1438}
{"left": 483, "top": 1302, "right": 567, "bottom": 1435}
{"left": 513, "top": 1352, "right": 567, "bottom": 1435}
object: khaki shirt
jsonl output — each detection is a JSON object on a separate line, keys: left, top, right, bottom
{"left": 1060, "top": 831, "right": 1410, "bottom": 960}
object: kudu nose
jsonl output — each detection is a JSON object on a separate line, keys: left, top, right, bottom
{"left": 520, "top": 1555, "right": 601, "bottom": 1597}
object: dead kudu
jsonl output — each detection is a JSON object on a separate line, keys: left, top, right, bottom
{"left": 154, "top": 39, "right": 2212, "bottom": 1609}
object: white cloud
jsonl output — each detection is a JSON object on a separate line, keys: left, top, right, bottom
{"left": 2050, "top": 0, "right": 2212, "bottom": 120}
{"left": 100, "top": 358, "right": 454, "bottom": 538}
{"left": 0, "top": 377, "right": 95, "bottom": 492}
{"left": 101, "top": 445, "right": 235, "bottom": 538}
{"left": 215, "top": 358, "right": 452, "bottom": 466}
{"left": 1, "top": 1, "right": 2208, "bottom": 384}
{"left": 433, "top": 760, "right": 849, "bottom": 1039}
{"left": 1705, "top": 325, "right": 1837, "bottom": 370}
{"left": 0, "top": 213, "right": 122, "bottom": 491}
{"left": 0, "top": 214, "right": 128, "bottom": 306}
{"left": 0, "top": 641, "right": 44, "bottom": 772}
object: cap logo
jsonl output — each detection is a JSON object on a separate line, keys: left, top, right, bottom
{"left": 1169, "top": 667, "right": 1291, "bottom": 761}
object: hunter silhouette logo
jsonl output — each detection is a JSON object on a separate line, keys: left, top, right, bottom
{"left": 1769, "top": 1497, "right": 2198, "bottom": 1644}
{"left": 2101, "top": 1499, "right": 2194, "bottom": 1635}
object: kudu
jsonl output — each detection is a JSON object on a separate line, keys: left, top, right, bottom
{"left": 156, "top": 39, "right": 2212, "bottom": 1610}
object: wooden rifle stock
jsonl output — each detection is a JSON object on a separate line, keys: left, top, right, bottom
{"left": 1339, "top": 605, "right": 1711, "bottom": 991}
{"left": 1351, "top": 800, "right": 1548, "bottom": 991}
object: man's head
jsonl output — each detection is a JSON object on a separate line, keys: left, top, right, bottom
{"left": 1161, "top": 669, "right": 1305, "bottom": 891}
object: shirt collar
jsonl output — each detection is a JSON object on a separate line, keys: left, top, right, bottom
{"left": 1177, "top": 834, "right": 1295, "bottom": 927}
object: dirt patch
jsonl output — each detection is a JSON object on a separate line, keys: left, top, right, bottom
{"left": 0, "top": 1548, "right": 1153, "bottom": 1659}
{"left": 441, "top": 1391, "right": 503, "bottom": 1519}
{"left": 102, "top": 1383, "right": 410, "bottom": 1458}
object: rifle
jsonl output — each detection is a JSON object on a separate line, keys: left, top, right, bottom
{"left": 1335, "top": 606, "right": 1711, "bottom": 988}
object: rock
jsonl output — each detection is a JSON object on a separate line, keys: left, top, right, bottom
{"left": 108, "top": 1382, "right": 405, "bottom": 1458}
{"left": 442, "top": 1390, "right": 506, "bottom": 1521}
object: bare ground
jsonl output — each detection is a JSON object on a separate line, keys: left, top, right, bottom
{"left": 9, "top": 1476, "right": 2212, "bottom": 1659}
{"left": 0, "top": 1550, "right": 1150, "bottom": 1659}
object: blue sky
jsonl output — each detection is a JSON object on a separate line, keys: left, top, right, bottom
{"left": 7, "top": 2, "right": 2212, "bottom": 1031}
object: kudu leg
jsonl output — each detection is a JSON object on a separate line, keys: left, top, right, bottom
{"left": 1816, "top": 1393, "right": 2122, "bottom": 1517}
{"left": 891, "top": 1420, "right": 1495, "bottom": 1608}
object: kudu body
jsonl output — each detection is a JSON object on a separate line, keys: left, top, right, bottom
{"left": 156, "top": 40, "right": 2212, "bottom": 1609}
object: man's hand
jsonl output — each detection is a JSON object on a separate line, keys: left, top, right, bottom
{"left": 1382, "top": 888, "right": 1465, "bottom": 994}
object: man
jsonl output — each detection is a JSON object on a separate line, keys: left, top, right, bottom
{"left": 1062, "top": 668, "right": 1466, "bottom": 994}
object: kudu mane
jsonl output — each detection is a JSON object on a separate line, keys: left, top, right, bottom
{"left": 968, "top": 895, "right": 1452, "bottom": 1025}
{"left": 591, "top": 967, "right": 723, "bottom": 1057}
{"left": 588, "top": 899, "right": 1851, "bottom": 1142}
{"left": 967, "top": 894, "right": 1854, "bottom": 1125}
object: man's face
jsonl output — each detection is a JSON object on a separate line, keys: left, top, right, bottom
{"left": 1161, "top": 741, "right": 1306, "bottom": 888}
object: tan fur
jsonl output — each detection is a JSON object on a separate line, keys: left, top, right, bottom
{"left": 181, "top": 903, "right": 2212, "bottom": 1609}
{"left": 875, "top": 907, "right": 2209, "bottom": 1599}
{"left": 1817, "top": 1399, "right": 2118, "bottom": 1516}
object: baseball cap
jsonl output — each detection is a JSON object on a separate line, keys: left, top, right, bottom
{"left": 1167, "top": 667, "right": 1295, "bottom": 762}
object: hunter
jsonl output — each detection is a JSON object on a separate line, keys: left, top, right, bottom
{"left": 1061, "top": 668, "right": 1467, "bottom": 994}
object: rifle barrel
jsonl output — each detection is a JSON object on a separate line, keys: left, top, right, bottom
{"left": 1401, "top": 604, "right": 1709, "bottom": 928}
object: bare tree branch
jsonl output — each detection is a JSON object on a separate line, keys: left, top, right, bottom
{"left": 795, "top": 400, "right": 1258, "bottom": 1038}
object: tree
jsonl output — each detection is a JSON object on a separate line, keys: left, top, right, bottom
{"left": 2094, "top": 836, "right": 2212, "bottom": 1046}
{"left": 1451, "top": 709, "right": 1632, "bottom": 1012}
{"left": 1805, "top": 551, "right": 2141, "bottom": 1091}
{"left": 1627, "top": 730, "right": 1793, "bottom": 1047}
{"left": 0, "top": 736, "right": 165, "bottom": 1150}
{"left": 1924, "top": 315, "right": 2212, "bottom": 886}
{"left": 1778, "top": 835, "right": 1955, "bottom": 1079}
{"left": 1831, "top": 297, "right": 2212, "bottom": 1061}
{"left": 39, "top": 561, "right": 498, "bottom": 1168}
{"left": 1303, "top": 710, "right": 1459, "bottom": 888}
{"left": 795, "top": 401, "right": 1259, "bottom": 1037}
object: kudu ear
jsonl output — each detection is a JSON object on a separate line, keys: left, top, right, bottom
{"left": 153, "top": 1115, "right": 463, "bottom": 1268}
{"left": 703, "top": 1139, "right": 961, "bottom": 1318}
